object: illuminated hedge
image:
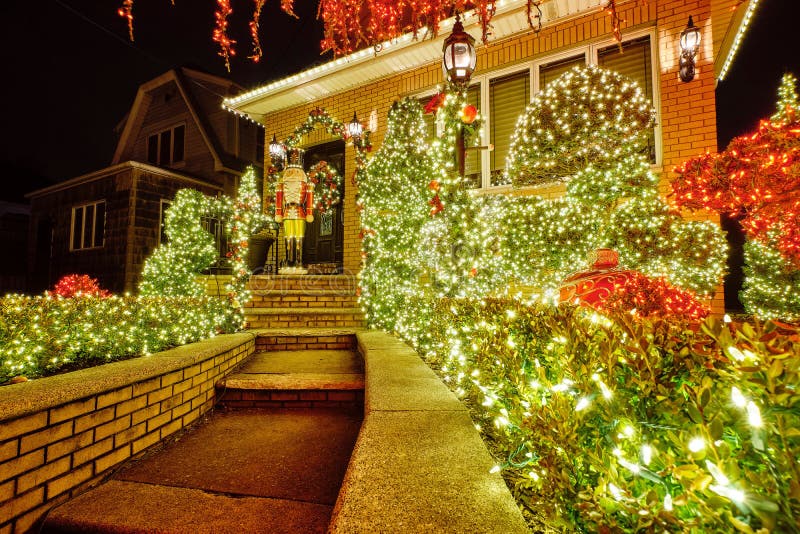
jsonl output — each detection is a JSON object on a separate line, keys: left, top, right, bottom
{"left": 422, "top": 300, "right": 799, "bottom": 532}
{"left": 0, "top": 294, "right": 240, "bottom": 383}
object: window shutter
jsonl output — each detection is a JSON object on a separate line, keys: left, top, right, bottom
{"left": 598, "top": 37, "right": 656, "bottom": 163}
{"left": 538, "top": 54, "right": 586, "bottom": 91}
{"left": 490, "top": 71, "right": 529, "bottom": 186}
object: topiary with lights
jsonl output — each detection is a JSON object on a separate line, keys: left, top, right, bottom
{"left": 500, "top": 65, "right": 726, "bottom": 298}
{"left": 673, "top": 73, "right": 800, "bottom": 320}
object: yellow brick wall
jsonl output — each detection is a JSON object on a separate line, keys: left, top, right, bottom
{"left": 263, "top": 0, "right": 725, "bottom": 313}
{"left": 0, "top": 336, "right": 254, "bottom": 533}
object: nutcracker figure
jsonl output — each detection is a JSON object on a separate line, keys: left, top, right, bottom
{"left": 274, "top": 148, "right": 314, "bottom": 272}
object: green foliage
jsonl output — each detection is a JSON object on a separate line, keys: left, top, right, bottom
{"left": 506, "top": 65, "right": 655, "bottom": 187}
{"left": 422, "top": 299, "right": 800, "bottom": 533}
{"left": 772, "top": 72, "right": 799, "bottom": 123}
{"left": 225, "top": 167, "right": 270, "bottom": 309}
{"left": 139, "top": 189, "right": 224, "bottom": 297}
{"left": 499, "top": 65, "right": 726, "bottom": 296}
{"left": 742, "top": 234, "right": 800, "bottom": 321}
{"left": 139, "top": 167, "right": 268, "bottom": 317}
{"left": 0, "top": 294, "right": 240, "bottom": 383}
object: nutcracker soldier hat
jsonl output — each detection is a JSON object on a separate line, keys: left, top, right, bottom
{"left": 285, "top": 147, "right": 305, "bottom": 168}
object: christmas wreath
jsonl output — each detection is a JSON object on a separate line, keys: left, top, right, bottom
{"left": 307, "top": 160, "right": 342, "bottom": 213}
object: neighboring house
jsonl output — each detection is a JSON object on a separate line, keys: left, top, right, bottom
{"left": 27, "top": 68, "right": 264, "bottom": 293}
{"left": 223, "top": 0, "right": 757, "bottom": 313}
{"left": 0, "top": 201, "right": 30, "bottom": 293}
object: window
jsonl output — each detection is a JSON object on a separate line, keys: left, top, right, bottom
{"left": 415, "top": 30, "right": 660, "bottom": 189}
{"left": 70, "top": 201, "right": 105, "bottom": 251}
{"left": 147, "top": 124, "right": 185, "bottom": 166}
{"left": 490, "top": 71, "right": 529, "bottom": 186}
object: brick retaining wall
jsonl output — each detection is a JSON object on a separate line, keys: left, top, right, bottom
{"left": 0, "top": 333, "right": 254, "bottom": 533}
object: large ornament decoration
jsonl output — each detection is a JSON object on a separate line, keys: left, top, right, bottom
{"left": 559, "top": 249, "right": 632, "bottom": 306}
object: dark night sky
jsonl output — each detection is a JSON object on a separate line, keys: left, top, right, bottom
{"left": 0, "top": 0, "right": 797, "bottom": 202}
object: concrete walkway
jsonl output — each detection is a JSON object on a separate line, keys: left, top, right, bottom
{"left": 42, "top": 347, "right": 364, "bottom": 534}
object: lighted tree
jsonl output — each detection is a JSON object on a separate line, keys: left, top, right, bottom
{"left": 140, "top": 167, "right": 268, "bottom": 309}
{"left": 359, "top": 98, "right": 438, "bottom": 335}
{"left": 139, "top": 189, "right": 221, "bottom": 297}
{"left": 502, "top": 65, "right": 726, "bottom": 297}
{"left": 673, "top": 73, "right": 800, "bottom": 319}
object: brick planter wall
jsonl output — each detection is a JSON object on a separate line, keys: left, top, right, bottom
{"left": 0, "top": 333, "right": 255, "bottom": 533}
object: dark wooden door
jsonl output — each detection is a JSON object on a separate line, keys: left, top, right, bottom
{"left": 303, "top": 140, "right": 345, "bottom": 268}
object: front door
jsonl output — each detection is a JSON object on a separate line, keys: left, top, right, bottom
{"left": 303, "top": 140, "right": 345, "bottom": 268}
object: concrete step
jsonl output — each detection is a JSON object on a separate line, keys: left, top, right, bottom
{"left": 42, "top": 408, "right": 362, "bottom": 534}
{"left": 217, "top": 350, "right": 364, "bottom": 409}
{"left": 253, "top": 328, "right": 360, "bottom": 352}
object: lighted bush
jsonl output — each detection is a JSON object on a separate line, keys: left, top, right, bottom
{"left": 50, "top": 274, "right": 111, "bottom": 298}
{"left": 0, "top": 294, "right": 240, "bottom": 383}
{"left": 422, "top": 300, "right": 799, "bottom": 532}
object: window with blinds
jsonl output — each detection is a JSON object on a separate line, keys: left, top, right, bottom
{"left": 463, "top": 84, "right": 482, "bottom": 188}
{"left": 538, "top": 54, "right": 586, "bottom": 91}
{"left": 598, "top": 37, "right": 656, "bottom": 163}
{"left": 410, "top": 32, "right": 658, "bottom": 189}
{"left": 490, "top": 71, "right": 529, "bottom": 186}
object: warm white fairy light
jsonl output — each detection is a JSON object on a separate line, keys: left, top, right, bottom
{"left": 731, "top": 386, "right": 747, "bottom": 408}
{"left": 688, "top": 437, "right": 706, "bottom": 453}
{"left": 746, "top": 401, "right": 762, "bottom": 428}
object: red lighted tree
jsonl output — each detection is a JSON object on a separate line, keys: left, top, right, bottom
{"left": 672, "top": 73, "right": 800, "bottom": 266}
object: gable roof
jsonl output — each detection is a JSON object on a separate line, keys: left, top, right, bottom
{"left": 112, "top": 68, "right": 245, "bottom": 175}
{"left": 224, "top": 0, "right": 759, "bottom": 120}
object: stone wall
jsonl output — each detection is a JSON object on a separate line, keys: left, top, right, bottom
{"left": 0, "top": 333, "right": 254, "bottom": 533}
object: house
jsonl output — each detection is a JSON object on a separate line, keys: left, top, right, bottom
{"left": 26, "top": 68, "right": 264, "bottom": 293}
{"left": 222, "top": 0, "right": 756, "bottom": 313}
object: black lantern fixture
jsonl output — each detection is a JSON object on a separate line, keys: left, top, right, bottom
{"left": 347, "top": 112, "right": 364, "bottom": 141}
{"left": 679, "top": 16, "right": 701, "bottom": 82}
{"left": 269, "top": 133, "right": 286, "bottom": 166}
{"left": 442, "top": 13, "right": 477, "bottom": 86}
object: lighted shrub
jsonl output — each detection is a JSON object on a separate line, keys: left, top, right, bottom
{"left": 50, "top": 274, "right": 110, "bottom": 298}
{"left": 422, "top": 299, "right": 800, "bottom": 532}
{"left": 0, "top": 295, "right": 240, "bottom": 383}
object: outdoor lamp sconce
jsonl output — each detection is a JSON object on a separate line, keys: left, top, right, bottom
{"left": 347, "top": 112, "right": 364, "bottom": 141}
{"left": 679, "top": 16, "right": 701, "bottom": 82}
{"left": 442, "top": 12, "right": 477, "bottom": 86}
{"left": 269, "top": 133, "right": 286, "bottom": 166}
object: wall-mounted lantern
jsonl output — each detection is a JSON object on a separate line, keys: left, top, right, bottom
{"left": 679, "top": 16, "right": 702, "bottom": 82}
{"left": 442, "top": 13, "right": 477, "bottom": 86}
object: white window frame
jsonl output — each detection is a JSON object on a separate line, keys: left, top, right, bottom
{"left": 146, "top": 123, "right": 186, "bottom": 166}
{"left": 413, "top": 27, "right": 661, "bottom": 192}
{"left": 70, "top": 200, "right": 106, "bottom": 251}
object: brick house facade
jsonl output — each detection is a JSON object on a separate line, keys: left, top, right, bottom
{"left": 27, "top": 68, "right": 263, "bottom": 293}
{"left": 224, "top": 0, "right": 758, "bottom": 313}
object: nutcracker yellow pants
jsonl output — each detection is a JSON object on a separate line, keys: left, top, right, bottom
{"left": 283, "top": 218, "right": 306, "bottom": 239}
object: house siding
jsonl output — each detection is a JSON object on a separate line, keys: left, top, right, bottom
{"left": 261, "top": 0, "right": 725, "bottom": 312}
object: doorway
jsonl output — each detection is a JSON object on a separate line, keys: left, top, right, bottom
{"left": 303, "top": 140, "right": 345, "bottom": 269}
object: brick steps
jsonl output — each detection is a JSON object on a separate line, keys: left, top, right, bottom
{"left": 240, "top": 275, "right": 365, "bottom": 329}
{"left": 217, "top": 340, "right": 365, "bottom": 410}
